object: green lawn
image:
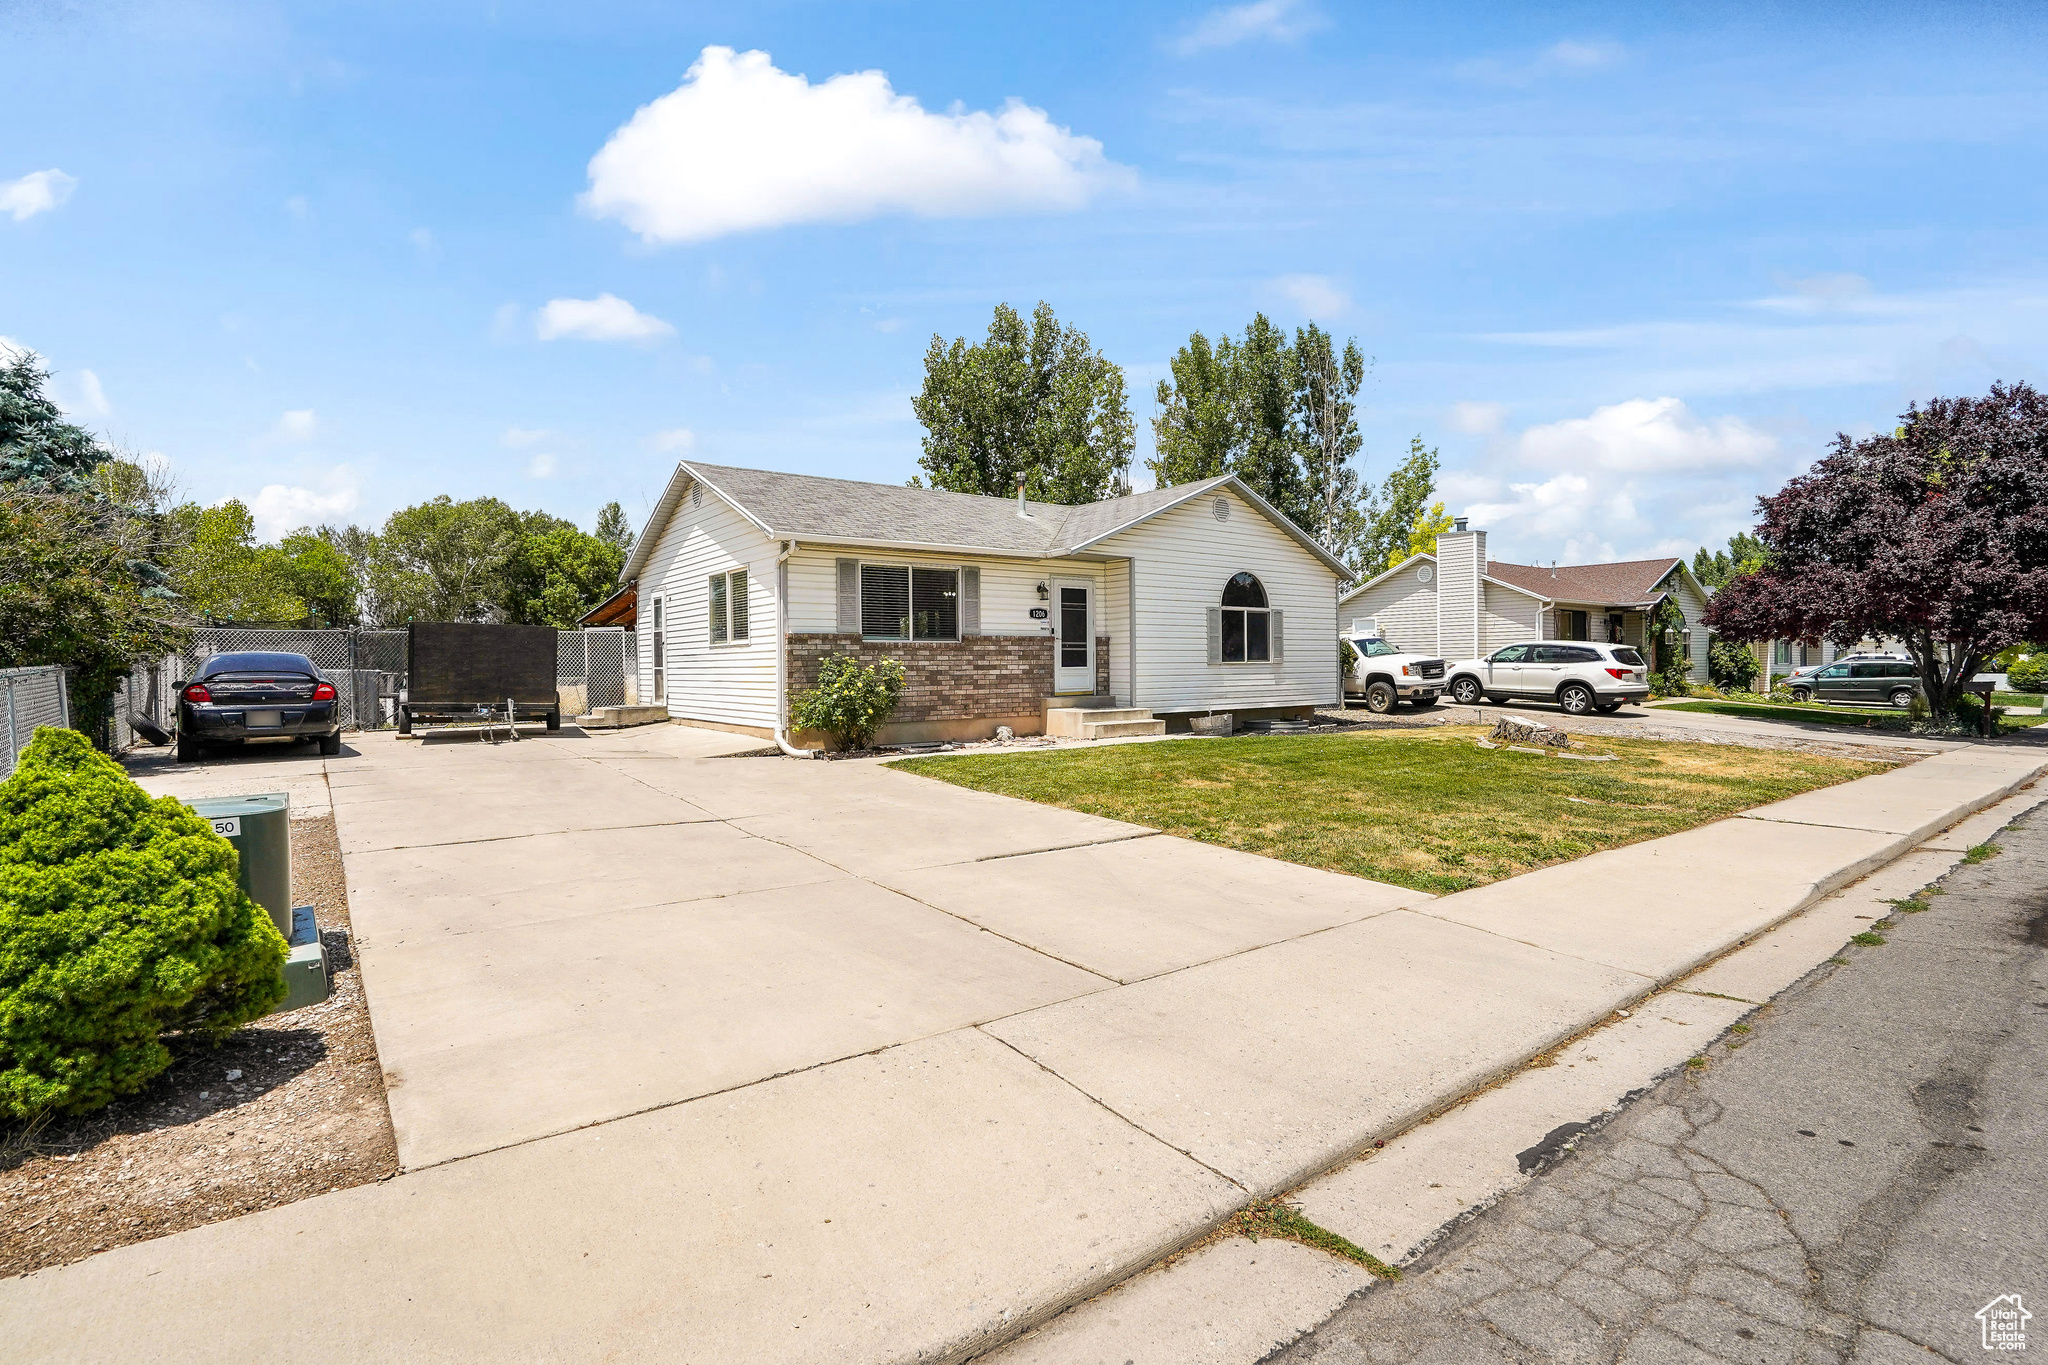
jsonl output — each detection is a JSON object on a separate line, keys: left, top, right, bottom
{"left": 1995, "top": 691, "right": 2044, "bottom": 707}
{"left": 891, "top": 727, "right": 1881, "bottom": 895}
{"left": 1661, "top": 699, "right": 2048, "bottom": 731}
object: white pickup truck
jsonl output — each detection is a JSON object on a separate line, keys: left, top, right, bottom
{"left": 1343, "top": 637, "right": 1448, "bottom": 713}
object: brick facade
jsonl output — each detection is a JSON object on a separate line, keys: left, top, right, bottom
{"left": 1095, "top": 636, "right": 1110, "bottom": 698}
{"left": 787, "top": 634, "right": 1055, "bottom": 723}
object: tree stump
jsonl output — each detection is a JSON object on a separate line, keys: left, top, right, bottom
{"left": 1491, "top": 717, "right": 1571, "bottom": 748}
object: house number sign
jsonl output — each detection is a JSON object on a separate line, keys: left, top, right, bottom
{"left": 1029, "top": 608, "right": 1048, "bottom": 620}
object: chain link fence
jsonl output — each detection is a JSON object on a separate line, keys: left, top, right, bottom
{"left": 105, "top": 625, "right": 636, "bottom": 750}
{"left": 1, "top": 665, "right": 72, "bottom": 778}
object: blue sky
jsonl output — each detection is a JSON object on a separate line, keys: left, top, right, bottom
{"left": 5, "top": 0, "right": 2046, "bottom": 565}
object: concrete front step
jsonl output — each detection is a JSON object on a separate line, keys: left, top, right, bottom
{"left": 1083, "top": 718, "right": 1168, "bottom": 739}
{"left": 574, "top": 704, "right": 671, "bottom": 729}
{"left": 1047, "top": 705, "right": 1147, "bottom": 737}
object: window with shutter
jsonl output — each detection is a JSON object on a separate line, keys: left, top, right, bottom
{"left": 1216, "top": 572, "right": 1272, "bottom": 662}
{"left": 860, "top": 563, "right": 958, "bottom": 640}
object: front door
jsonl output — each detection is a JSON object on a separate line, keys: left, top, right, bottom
{"left": 1053, "top": 579, "right": 1094, "bottom": 694}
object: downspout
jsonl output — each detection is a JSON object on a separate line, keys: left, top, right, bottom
{"left": 772, "top": 539, "right": 816, "bottom": 759}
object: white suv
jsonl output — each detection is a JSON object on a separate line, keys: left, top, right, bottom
{"left": 1445, "top": 642, "right": 1650, "bottom": 715}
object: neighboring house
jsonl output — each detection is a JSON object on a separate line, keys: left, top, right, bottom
{"left": 619, "top": 461, "right": 1349, "bottom": 747}
{"left": 1339, "top": 519, "right": 1717, "bottom": 684}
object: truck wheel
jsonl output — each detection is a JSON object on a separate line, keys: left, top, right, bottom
{"left": 397, "top": 707, "right": 412, "bottom": 735}
{"left": 1889, "top": 688, "right": 1915, "bottom": 709}
{"left": 1558, "top": 683, "right": 1595, "bottom": 715}
{"left": 175, "top": 732, "right": 201, "bottom": 763}
{"left": 1365, "top": 681, "right": 1397, "bottom": 714}
{"left": 1789, "top": 687, "right": 1811, "bottom": 704}
{"left": 546, "top": 708, "right": 561, "bottom": 731}
{"left": 1450, "top": 676, "right": 1482, "bottom": 705}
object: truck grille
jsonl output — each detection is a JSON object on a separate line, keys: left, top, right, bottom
{"left": 1419, "top": 660, "right": 1446, "bottom": 680}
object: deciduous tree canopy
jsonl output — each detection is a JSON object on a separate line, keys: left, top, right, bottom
{"left": 1705, "top": 382, "right": 2048, "bottom": 716}
{"left": 913, "top": 301, "right": 1134, "bottom": 504}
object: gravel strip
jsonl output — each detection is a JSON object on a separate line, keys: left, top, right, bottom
{"left": 0, "top": 813, "right": 397, "bottom": 1278}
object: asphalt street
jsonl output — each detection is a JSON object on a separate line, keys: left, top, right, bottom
{"left": 1276, "top": 808, "right": 2048, "bottom": 1365}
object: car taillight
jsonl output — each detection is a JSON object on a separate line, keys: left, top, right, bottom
{"left": 1605, "top": 668, "right": 1630, "bottom": 679}
{"left": 183, "top": 684, "right": 212, "bottom": 704}
{"left": 312, "top": 682, "right": 337, "bottom": 700}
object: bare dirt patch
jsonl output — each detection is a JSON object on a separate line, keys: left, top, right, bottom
{"left": 1, "top": 813, "right": 395, "bottom": 1278}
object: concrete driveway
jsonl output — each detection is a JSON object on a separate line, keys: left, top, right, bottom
{"left": 13, "top": 722, "right": 2041, "bottom": 1364}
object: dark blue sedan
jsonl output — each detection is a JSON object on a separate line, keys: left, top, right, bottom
{"left": 175, "top": 651, "right": 342, "bottom": 762}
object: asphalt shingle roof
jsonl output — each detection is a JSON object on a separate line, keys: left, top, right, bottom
{"left": 1487, "top": 557, "right": 1680, "bottom": 606}
{"left": 682, "top": 461, "right": 1238, "bottom": 557}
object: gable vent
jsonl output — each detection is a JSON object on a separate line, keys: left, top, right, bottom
{"left": 691, "top": 485, "right": 702, "bottom": 508}
{"left": 1212, "top": 497, "right": 1230, "bottom": 522}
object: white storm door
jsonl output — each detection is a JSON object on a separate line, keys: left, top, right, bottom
{"left": 1053, "top": 579, "right": 1094, "bottom": 694}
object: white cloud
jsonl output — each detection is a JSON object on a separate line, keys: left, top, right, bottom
{"left": 1272, "top": 273, "right": 1350, "bottom": 318}
{"left": 580, "top": 46, "right": 1130, "bottom": 245}
{"left": 1449, "top": 400, "right": 1506, "bottom": 435}
{"left": 1457, "top": 39, "right": 1625, "bottom": 85}
{"left": 1755, "top": 272, "right": 1876, "bottom": 313}
{"left": 501, "top": 426, "right": 552, "bottom": 448}
{"left": 1, "top": 169, "right": 77, "bottom": 222}
{"left": 274, "top": 409, "right": 318, "bottom": 442}
{"left": 250, "top": 467, "right": 359, "bottom": 539}
{"left": 650, "top": 427, "right": 696, "bottom": 453}
{"left": 1173, "top": 0, "right": 1327, "bottom": 55}
{"left": 527, "top": 452, "right": 557, "bottom": 478}
{"left": 535, "top": 294, "right": 675, "bottom": 343}
{"left": 1511, "top": 397, "right": 1777, "bottom": 473}
{"left": 71, "top": 369, "right": 109, "bottom": 417}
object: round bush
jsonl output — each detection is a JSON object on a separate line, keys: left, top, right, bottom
{"left": 2006, "top": 655, "right": 2048, "bottom": 694}
{"left": 0, "top": 728, "right": 286, "bottom": 1119}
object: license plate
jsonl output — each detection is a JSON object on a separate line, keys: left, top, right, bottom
{"left": 247, "top": 710, "right": 282, "bottom": 728}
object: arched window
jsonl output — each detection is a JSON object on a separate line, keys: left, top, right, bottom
{"left": 1219, "top": 572, "right": 1272, "bottom": 661}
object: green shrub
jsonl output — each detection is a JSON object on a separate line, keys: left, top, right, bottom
{"left": 789, "top": 654, "right": 906, "bottom": 751}
{"left": 2006, "top": 655, "right": 2048, "bottom": 693}
{"left": 1708, "top": 640, "right": 1760, "bottom": 691}
{"left": 0, "top": 728, "right": 286, "bottom": 1119}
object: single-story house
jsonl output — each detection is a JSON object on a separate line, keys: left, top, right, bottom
{"left": 1339, "top": 520, "right": 1717, "bottom": 684}
{"left": 619, "top": 461, "right": 1351, "bottom": 747}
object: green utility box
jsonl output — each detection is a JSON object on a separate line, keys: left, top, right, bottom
{"left": 189, "top": 792, "right": 292, "bottom": 939}
{"left": 282, "top": 904, "right": 330, "bottom": 1012}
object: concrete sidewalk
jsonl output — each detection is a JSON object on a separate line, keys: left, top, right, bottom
{"left": 5, "top": 732, "right": 2042, "bottom": 1364}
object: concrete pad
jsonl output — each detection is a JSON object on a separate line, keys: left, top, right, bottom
{"left": 1676, "top": 849, "right": 1962, "bottom": 1004}
{"left": 1739, "top": 748, "right": 2048, "bottom": 842}
{"left": 1296, "top": 989, "right": 1750, "bottom": 1262}
{"left": 983, "top": 1235, "right": 1374, "bottom": 1365}
{"left": 880, "top": 834, "right": 1425, "bottom": 982}
{"left": 729, "top": 768, "right": 1156, "bottom": 876}
{"left": 986, "top": 909, "right": 1648, "bottom": 1196}
{"left": 344, "top": 820, "right": 846, "bottom": 944}
{"left": 328, "top": 760, "right": 716, "bottom": 853}
{"left": 127, "top": 748, "right": 335, "bottom": 821}
{"left": 364, "top": 878, "right": 1113, "bottom": 1166}
{"left": 1917, "top": 780, "right": 2045, "bottom": 850}
{"left": 0, "top": 1029, "right": 1242, "bottom": 1365}
{"left": 1416, "top": 816, "right": 1904, "bottom": 982}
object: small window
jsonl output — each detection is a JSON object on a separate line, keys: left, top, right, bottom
{"left": 861, "top": 564, "right": 958, "bottom": 640}
{"left": 708, "top": 569, "right": 749, "bottom": 645}
{"left": 1851, "top": 662, "right": 1881, "bottom": 678}
{"left": 650, "top": 597, "right": 666, "bottom": 701}
{"left": 1219, "top": 572, "right": 1270, "bottom": 662}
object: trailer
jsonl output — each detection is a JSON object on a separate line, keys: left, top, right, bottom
{"left": 399, "top": 622, "right": 561, "bottom": 734}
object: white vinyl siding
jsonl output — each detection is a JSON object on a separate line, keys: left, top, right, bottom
{"left": 1665, "top": 572, "right": 1713, "bottom": 682}
{"left": 1481, "top": 582, "right": 1542, "bottom": 654}
{"left": 635, "top": 478, "right": 779, "bottom": 729}
{"left": 786, "top": 546, "right": 1106, "bottom": 640}
{"left": 1090, "top": 487, "right": 1338, "bottom": 712}
{"left": 1103, "top": 558, "right": 1132, "bottom": 702}
{"left": 1340, "top": 558, "right": 1439, "bottom": 656}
